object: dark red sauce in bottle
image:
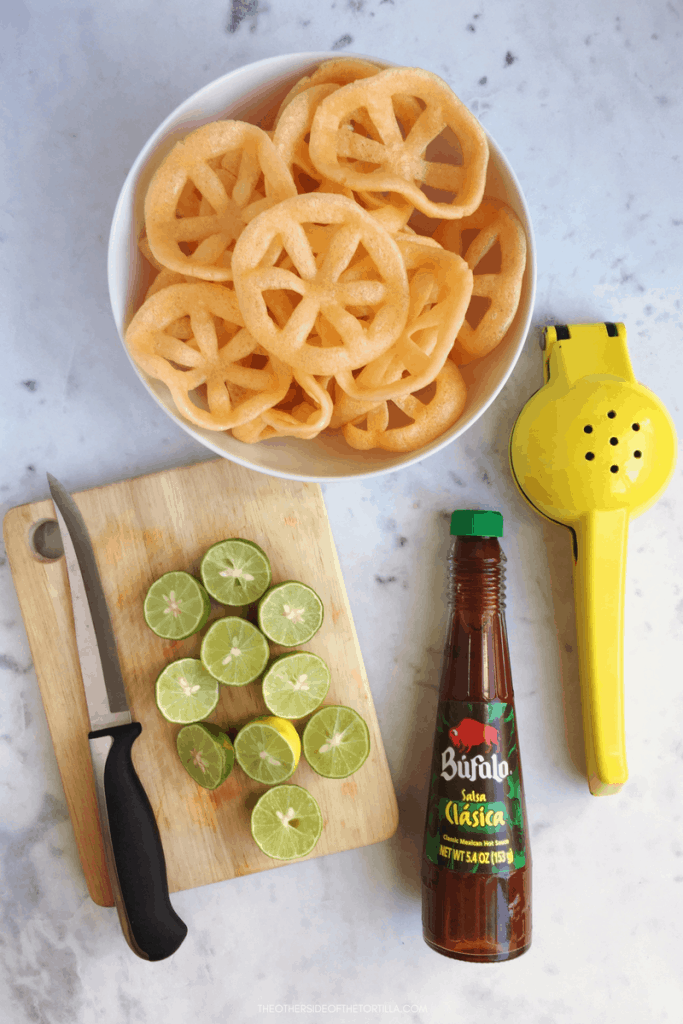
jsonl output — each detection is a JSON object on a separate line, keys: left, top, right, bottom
{"left": 421, "top": 510, "right": 532, "bottom": 962}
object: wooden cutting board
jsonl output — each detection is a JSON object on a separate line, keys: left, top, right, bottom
{"left": 3, "top": 459, "right": 398, "bottom": 907}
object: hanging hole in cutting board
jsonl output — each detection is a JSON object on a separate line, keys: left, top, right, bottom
{"left": 28, "top": 519, "right": 63, "bottom": 562}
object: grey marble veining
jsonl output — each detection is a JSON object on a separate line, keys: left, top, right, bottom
{"left": 2, "top": 1, "right": 683, "bottom": 1022}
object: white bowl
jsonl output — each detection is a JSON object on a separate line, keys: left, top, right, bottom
{"left": 108, "top": 52, "right": 536, "bottom": 482}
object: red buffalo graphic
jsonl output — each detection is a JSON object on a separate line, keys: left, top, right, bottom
{"left": 449, "top": 719, "right": 500, "bottom": 753}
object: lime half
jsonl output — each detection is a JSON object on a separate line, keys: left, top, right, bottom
{"left": 257, "top": 582, "right": 324, "bottom": 647}
{"left": 144, "top": 571, "right": 211, "bottom": 640}
{"left": 201, "top": 723, "right": 236, "bottom": 784}
{"left": 251, "top": 785, "right": 323, "bottom": 860}
{"left": 201, "top": 539, "right": 271, "bottom": 607}
{"left": 302, "top": 705, "right": 370, "bottom": 779}
{"left": 177, "top": 722, "right": 235, "bottom": 789}
{"left": 234, "top": 716, "right": 301, "bottom": 784}
{"left": 262, "top": 652, "right": 330, "bottom": 719}
{"left": 155, "top": 658, "right": 219, "bottom": 724}
{"left": 201, "top": 617, "right": 269, "bottom": 685}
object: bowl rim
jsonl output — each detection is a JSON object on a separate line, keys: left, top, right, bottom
{"left": 108, "top": 51, "right": 536, "bottom": 483}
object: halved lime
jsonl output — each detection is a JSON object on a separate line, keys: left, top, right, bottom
{"left": 251, "top": 784, "right": 323, "bottom": 860}
{"left": 201, "top": 616, "right": 269, "bottom": 685}
{"left": 176, "top": 722, "right": 235, "bottom": 790}
{"left": 257, "top": 581, "right": 324, "bottom": 647}
{"left": 302, "top": 705, "right": 370, "bottom": 779}
{"left": 201, "top": 722, "right": 236, "bottom": 783}
{"left": 234, "top": 716, "right": 301, "bottom": 784}
{"left": 155, "top": 658, "right": 219, "bottom": 724}
{"left": 144, "top": 571, "right": 211, "bottom": 640}
{"left": 200, "top": 539, "right": 272, "bottom": 607}
{"left": 262, "top": 652, "right": 330, "bottom": 719}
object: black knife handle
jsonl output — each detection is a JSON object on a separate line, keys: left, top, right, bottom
{"left": 89, "top": 722, "right": 188, "bottom": 961}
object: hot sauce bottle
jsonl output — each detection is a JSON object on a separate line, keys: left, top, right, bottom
{"left": 421, "top": 510, "right": 531, "bottom": 962}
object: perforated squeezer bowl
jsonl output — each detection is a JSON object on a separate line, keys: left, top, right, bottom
{"left": 509, "top": 322, "right": 677, "bottom": 795}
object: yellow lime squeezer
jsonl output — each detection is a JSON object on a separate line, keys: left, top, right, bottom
{"left": 509, "top": 322, "right": 677, "bottom": 795}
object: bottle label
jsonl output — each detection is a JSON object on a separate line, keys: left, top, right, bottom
{"left": 424, "top": 701, "right": 527, "bottom": 875}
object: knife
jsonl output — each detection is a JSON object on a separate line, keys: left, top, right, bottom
{"left": 47, "top": 473, "right": 188, "bottom": 961}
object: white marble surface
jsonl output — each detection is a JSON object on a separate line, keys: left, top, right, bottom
{"left": 2, "top": 1, "right": 683, "bottom": 1021}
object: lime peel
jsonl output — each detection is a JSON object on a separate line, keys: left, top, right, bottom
{"left": 177, "top": 722, "right": 235, "bottom": 790}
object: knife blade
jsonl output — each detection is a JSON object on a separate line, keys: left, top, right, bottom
{"left": 47, "top": 473, "right": 188, "bottom": 962}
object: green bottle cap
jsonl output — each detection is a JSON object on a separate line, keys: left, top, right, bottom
{"left": 449, "top": 509, "right": 503, "bottom": 537}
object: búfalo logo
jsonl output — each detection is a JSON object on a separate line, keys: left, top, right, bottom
{"left": 441, "top": 717, "right": 509, "bottom": 782}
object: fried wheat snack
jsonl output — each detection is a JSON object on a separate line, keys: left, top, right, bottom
{"left": 274, "top": 83, "right": 346, "bottom": 193}
{"left": 234, "top": 372, "right": 334, "bottom": 441}
{"left": 232, "top": 193, "right": 409, "bottom": 375}
{"left": 274, "top": 57, "right": 381, "bottom": 126}
{"left": 274, "top": 83, "right": 415, "bottom": 231}
{"left": 145, "top": 122, "right": 296, "bottom": 282}
{"left": 342, "top": 358, "right": 467, "bottom": 451}
{"left": 335, "top": 239, "right": 472, "bottom": 402}
{"left": 309, "top": 67, "right": 488, "bottom": 220}
{"left": 125, "top": 282, "right": 292, "bottom": 430}
{"left": 435, "top": 197, "right": 526, "bottom": 363}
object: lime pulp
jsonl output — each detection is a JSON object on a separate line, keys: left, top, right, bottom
{"left": 250, "top": 784, "right": 323, "bottom": 860}
{"left": 234, "top": 716, "right": 301, "bottom": 784}
{"left": 201, "top": 616, "right": 269, "bottom": 685}
{"left": 200, "top": 538, "right": 271, "bottom": 607}
{"left": 155, "top": 658, "right": 219, "bottom": 724}
{"left": 302, "top": 705, "right": 370, "bottom": 779}
{"left": 257, "top": 581, "right": 324, "bottom": 647}
{"left": 144, "top": 571, "right": 211, "bottom": 640}
{"left": 262, "top": 652, "right": 330, "bottom": 719}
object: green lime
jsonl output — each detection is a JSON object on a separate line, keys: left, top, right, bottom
{"left": 201, "top": 722, "right": 236, "bottom": 783}
{"left": 234, "top": 716, "right": 301, "bottom": 784}
{"left": 262, "top": 652, "right": 330, "bottom": 719}
{"left": 302, "top": 705, "right": 370, "bottom": 779}
{"left": 250, "top": 784, "right": 323, "bottom": 860}
{"left": 257, "top": 581, "right": 324, "bottom": 647}
{"left": 200, "top": 539, "right": 272, "bottom": 607}
{"left": 176, "top": 722, "right": 235, "bottom": 790}
{"left": 155, "top": 658, "right": 219, "bottom": 724}
{"left": 144, "top": 571, "right": 211, "bottom": 640}
{"left": 201, "top": 616, "right": 269, "bottom": 685}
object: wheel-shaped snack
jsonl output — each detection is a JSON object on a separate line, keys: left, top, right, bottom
{"left": 274, "top": 83, "right": 347, "bottom": 193}
{"left": 125, "top": 282, "right": 292, "bottom": 431}
{"left": 335, "top": 238, "right": 473, "bottom": 402}
{"left": 327, "top": 382, "right": 380, "bottom": 431}
{"left": 309, "top": 67, "right": 488, "bottom": 220}
{"left": 144, "top": 122, "right": 296, "bottom": 282}
{"left": 138, "top": 230, "right": 164, "bottom": 271}
{"left": 231, "top": 193, "right": 410, "bottom": 375}
{"left": 232, "top": 373, "right": 334, "bottom": 442}
{"left": 144, "top": 266, "right": 193, "bottom": 302}
{"left": 274, "top": 57, "right": 381, "bottom": 127}
{"left": 261, "top": 372, "right": 334, "bottom": 438}
{"left": 435, "top": 197, "right": 527, "bottom": 364}
{"left": 274, "top": 84, "right": 414, "bottom": 232}
{"left": 353, "top": 189, "right": 414, "bottom": 233}
{"left": 342, "top": 357, "right": 467, "bottom": 452}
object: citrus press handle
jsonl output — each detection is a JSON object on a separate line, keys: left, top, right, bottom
{"left": 510, "top": 322, "right": 677, "bottom": 796}
{"left": 573, "top": 510, "right": 629, "bottom": 795}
